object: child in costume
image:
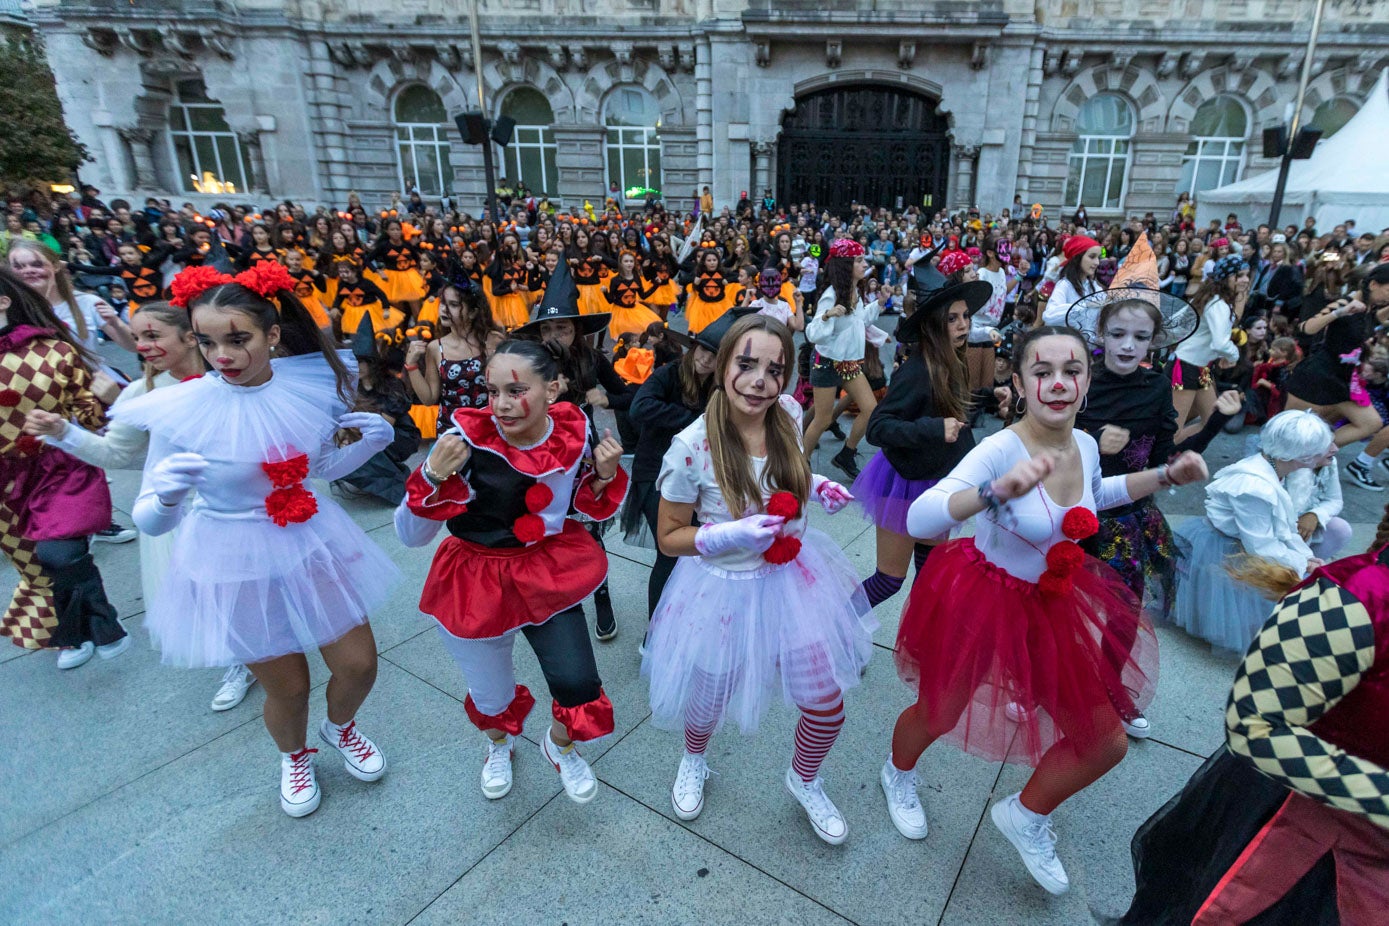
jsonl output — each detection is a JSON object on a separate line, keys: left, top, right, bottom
{"left": 604, "top": 250, "right": 662, "bottom": 342}
{"left": 748, "top": 268, "right": 802, "bottom": 332}
{"left": 1172, "top": 409, "right": 1335, "bottom": 652}
{"left": 0, "top": 270, "right": 126, "bottom": 667}
{"left": 403, "top": 284, "right": 503, "bottom": 436}
{"left": 366, "top": 218, "right": 426, "bottom": 317}
{"left": 394, "top": 338, "right": 627, "bottom": 805}
{"left": 852, "top": 280, "right": 992, "bottom": 610}
{"left": 117, "top": 262, "right": 400, "bottom": 818}
{"left": 684, "top": 247, "right": 739, "bottom": 334}
{"left": 332, "top": 261, "right": 399, "bottom": 338}
{"left": 644, "top": 313, "right": 872, "bottom": 845}
{"left": 884, "top": 324, "right": 1207, "bottom": 896}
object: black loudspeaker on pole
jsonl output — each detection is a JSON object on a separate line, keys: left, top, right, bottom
{"left": 456, "top": 111, "right": 500, "bottom": 221}
{"left": 491, "top": 116, "right": 516, "bottom": 147}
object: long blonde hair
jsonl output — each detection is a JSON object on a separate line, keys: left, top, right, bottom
{"left": 704, "top": 314, "right": 809, "bottom": 516}
{"left": 8, "top": 240, "right": 87, "bottom": 342}
{"left": 132, "top": 301, "right": 206, "bottom": 389}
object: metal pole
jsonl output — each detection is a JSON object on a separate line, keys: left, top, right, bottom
{"left": 466, "top": 0, "right": 499, "bottom": 222}
{"left": 1270, "top": 0, "right": 1327, "bottom": 229}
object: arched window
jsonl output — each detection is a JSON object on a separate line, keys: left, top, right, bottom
{"left": 394, "top": 85, "right": 453, "bottom": 197}
{"left": 1310, "top": 97, "right": 1358, "bottom": 139}
{"left": 604, "top": 87, "right": 662, "bottom": 199}
{"left": 1179, "top": 96, "right": 1248, "bottom": 197}
{"left": 499, "top": 87, "right": 557, "bottom": 196}
{"left": 167, "top": 78, "right": 249, "bottom": 194}
{"left": 1064, "top": 93, "right": 1134, "bottom": 211}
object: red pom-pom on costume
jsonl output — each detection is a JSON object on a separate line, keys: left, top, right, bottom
{"left": 1045, "top": 540, "right": 1086, "bottom": 575}
{"left": 169, "top": 266, "right": 233, "bottom": 308}
{"left": 766, "top": 490, "right": 800, "bottom": 520}
{"left": 763, "top": 534, "right": 802, "bottom": 565}
{"left": 512, "top": 512, "right": 546, "bottom": 544}
{"left": 1061, "top": 507, "right": 1099, "bottom": 541}
{"left": 1037, "top": 570, "right": 1073, "bottom": 597}
{"left": 14, "top": 433, "right": 42, "bottom": 457}
{"left": 262, "top": 453, "right": 310, "bottom": 489}
{"left": 524, "top": 482, "right": 554, "bottom": 513}
{"left": 0, "top": 389, "right": 21, "bottom": 407}
{"left": 265, "top": 485, "right": 318, "bottom": 527}
{"left": 234, "top": 261, "right": 297, "bottom": 300}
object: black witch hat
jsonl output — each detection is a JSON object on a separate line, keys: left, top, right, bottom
{"left": 666, "top": 306, "right": 759, "bottom": 354}
{"left": 896, "top": 280, "right": 994, "bottom": 344}
{"left": 512, "top": 257, "right": 610, "bottom": 337}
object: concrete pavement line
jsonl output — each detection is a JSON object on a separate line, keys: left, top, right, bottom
{"left": 934, "top": 742, "right": 1011, "bottom": 926}
{"left": 0, "top": 608, "right": 147, "bottom": 667}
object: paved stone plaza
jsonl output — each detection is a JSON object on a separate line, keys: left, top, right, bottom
{"left": 4, "top": 343, "right": 1385, "bottom": 925}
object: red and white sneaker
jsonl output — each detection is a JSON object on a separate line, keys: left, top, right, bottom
{"left": 481, "top": 735, "right": 514, "bottom": 800}
{"left": 541, "top": 731, "right": 597, "bottom": 804}
{"left": 318, "top": 719, "right": 386, "bottom": 782}
{"left": 280, "top": 747, "right": 321, "bottom": 817}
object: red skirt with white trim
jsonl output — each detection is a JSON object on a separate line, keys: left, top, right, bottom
{"left": 420, "top": 519, "right": 607, "bottom": 639}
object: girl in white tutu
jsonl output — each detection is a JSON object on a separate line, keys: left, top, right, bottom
{"left": 643, "top": 313, "right": 873, "bottom": 845}
{"left": 1172, "top": 409, "right": 1335, "bottom": 652}
{"left": 116, "top": 263, "right": 400, "bottom": 818}
{"left": 24, "top": 302, "right": 259, "bottom": 712}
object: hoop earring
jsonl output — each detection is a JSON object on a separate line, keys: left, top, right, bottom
{"left": 1014, "top": 394, "right": 1026, "bottom": 415}
{"left": 1080, "top": 394, "right": 1088, "bottom": 413}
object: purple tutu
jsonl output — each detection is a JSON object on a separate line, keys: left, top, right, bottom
{"left": 850, "top": 452, "right": 938, "bottom": 537}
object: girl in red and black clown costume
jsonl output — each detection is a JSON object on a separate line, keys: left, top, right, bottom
{"left": 394, "top": 338, "right": 629, "bottom": 806}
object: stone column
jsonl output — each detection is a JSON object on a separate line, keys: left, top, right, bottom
{"left": 304, "top": 40, "right": 353, "bottom": 204}
{"left": 550, "top": 124, "right": 607, "bottom": 208}
{"left": 695, "top": 39, "right": 713, "bottom": 196}
{"left": 750, "top": 141, "right": 774, "bottom": 199}
{"left": 1015, "top": 44, "right": 1046, "bottom": 201}
{"left": 237, "top": 131, "right": 272, "bottom": 196}
{"left": 953, "top": 144, "right": 979, "bottom": 210}
{"left": 118, "top": 128, "right": 159, "bottom": 191}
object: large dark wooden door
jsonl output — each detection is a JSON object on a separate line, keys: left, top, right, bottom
{"left": 778, "top": 85, "right": 949, "bottom": 214}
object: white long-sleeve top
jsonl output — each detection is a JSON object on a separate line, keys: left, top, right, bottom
{"left": 42, "top": 371, "right": 177, "bottom": 468}
{"left": 1175, "top": 295, "right": 1239, "bottom": 367}
{"left": 804, "top": 288, "right": 881, "bottom": 362}
{"left": 1042, "top": 276, "right": 1100, "bottom": 326}
{"left": 1204, "top": 454, "right": 1314, "bottom": 574}
{"left": 1283, "top": 460, "right": 1343, "bottom": 528}
{"left": 906, "top": 428, "right": 1131, "bottom": 582}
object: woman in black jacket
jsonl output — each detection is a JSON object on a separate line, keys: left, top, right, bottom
{"left": 853, "top": 281, "right": 992, "bottom": 610}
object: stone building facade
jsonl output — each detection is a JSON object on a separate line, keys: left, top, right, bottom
{"left": 29, "top": 0, "right": 1389, "bottom": 221}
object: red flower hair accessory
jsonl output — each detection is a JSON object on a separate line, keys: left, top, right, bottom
{"left": 764, "top": 534, "right": 802, "bottom": 565}
{"left": 766, "top": 491, "right": 800, "bottom": 521}
{"left": 1061, "top": 507, "right": 1099, "bottom": 541}
{"left": 828, "top": 238, "right": 865, "bottom": 259}
{"left": 524, "top": 482, "right": 554, "bottom": 513}
{"left": 1045, "top": 540, "right": 1085, "bottom": 575}
{"left": 512, "top": 513, "right": 545, "bottom": 544}
{"left": 234, "top": 261, "right": 297, "bottom": 302}
{"left": 169, "top": 265, "right": 233, "bottom": 308}
{"left": 266, "top": 485, "right": 318, "bottom": 527}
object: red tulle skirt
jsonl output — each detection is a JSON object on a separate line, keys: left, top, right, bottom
{"left": 895, "top": 538, "right": 1157, "bottom": 766}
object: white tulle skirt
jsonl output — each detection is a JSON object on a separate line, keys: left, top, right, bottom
{"left": 146, "top": 499, "right": 398, "bottom": 668}
{"left": 642, "top": 528, "right": 877, "bottom": 734}
{"left": 1171, "top": 517, "right": 1278, "bottom": 653}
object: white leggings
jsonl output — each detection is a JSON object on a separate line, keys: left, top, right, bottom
{"left": 1310, "top": 516, "right": 1353, "bottom": 562}
{"left": 436, "top": 627, "right": 522, "bottom": 716}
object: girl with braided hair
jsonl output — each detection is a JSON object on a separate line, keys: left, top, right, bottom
{"left": 114, "top": 262, "right": 400, "bottom": 817}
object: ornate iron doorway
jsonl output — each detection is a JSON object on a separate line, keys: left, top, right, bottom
{"left": 777, "top": 85, "right": 950, "bottom": 214}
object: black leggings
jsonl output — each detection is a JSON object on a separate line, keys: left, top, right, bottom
{"left": 641, "top": 485, "right": 681, "bottom": 619}
{"left": 522, "top": 605, "right": 602, "bottom": 707}
{"left": 36, "top": 537, "right": 124, "bottom": 648}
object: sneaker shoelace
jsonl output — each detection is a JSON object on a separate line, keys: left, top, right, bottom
{"left": 219, "top": 665, "right": 247, "bottom": 687}
{"left": 335, "top": 721, "right": 376, "bottom": 763}
{"left": 552, "top": 742, "right": 589, "bottom": 785}
{"left": 797, "top": 776, "right": 842, "bottom": 821}
{"left": 287, "top": 748, "right": 318, "bottom": 795}
{"left": 484, "top": 740, "right": 510, "bottom": 779}
{"left": 675, "top": 757, "right": 710, "bottom": 794}
{"left": 890, "top": 770, "right": 921, "bottom": 811}
{"left": 1022, "top": 815, "right": 1059, "bottom": 863}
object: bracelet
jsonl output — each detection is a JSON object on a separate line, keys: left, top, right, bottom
{"left": 976, "top": 480, "right": 1002, "bottom": 512}
{"left": 422, "top": 461, "right": 450, "bottom": 485}
{"left": 1156, "top": 464, "right": 1172, "bottom": 488}
{"left": 404, "top": 364, "right": 420, "bottom": 372}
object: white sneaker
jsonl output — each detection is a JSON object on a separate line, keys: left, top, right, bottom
{"left": 210, "top": 664, "right": 256, "bottom": 712}
{"left": 56, "top": 642, "right": 94, "bottom": 670}
{"left": 990, "top": 793, "right": 1069, "bottom": 895}
{"left": 1122, "top": 713, "right": 1152, "bottom": 739}
{"left": 280, "top": 748, "right": 321, "bottom": 817}
{"left": 96, "top": 635, "right": 131, "bottom": 660}
{"left": 671, "top": 753, "right": 710, "bottom": 821}
{"left": 784, "top": 769, "right": 848, "bottom": 845}
{"left": 880, "top": 759, "right": 928, "bottom": 840}
{"left": 541, "top": 731, "right": 597, "bottom": 804}
{"left": 318, "top": 719, "right": 386, "bottom": 782}
{"left": 481, "top": 735, "right": 514, "bottom": 800}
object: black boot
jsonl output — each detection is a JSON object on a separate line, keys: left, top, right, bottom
{"left": 832, "top": 445, "right": 861, "bottom": 480}
{"left": 827, "top": 419, "right": 847, "bottom": 441}
{"left": 594, "top": 583, "right": 617, "bottom": 642}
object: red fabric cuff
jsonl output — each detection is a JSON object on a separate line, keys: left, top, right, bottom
{"left": 405, "top": 467, "right": 475, "bottom": 520}
{"left": 463, "top": 685, "right": 535, "bottom": 736}
{"left": 551, "top": 688, "right": 615, "bottom": 742}
{"left": 573, "top": 467, "right": 629, "bottom": 522}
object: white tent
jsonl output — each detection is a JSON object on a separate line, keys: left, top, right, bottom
{"left": 1197, "top": 67, "right": 1389, "bottom": 234}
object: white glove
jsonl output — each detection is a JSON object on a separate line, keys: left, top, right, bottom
{"left": 812, "top": 476, "right": 854, "bottom": 514}
{"left": 337, "top": 411, "right": 394, "bottom": 447}
{"left": 149, "top": 452, "right": 208, "bottom": 507}
{"left": 694, "top": 514, "right": 785, "bottom": 557}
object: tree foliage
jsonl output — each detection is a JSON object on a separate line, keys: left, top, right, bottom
{"left": 0, "top": 31, "right": 89, "bottom": 187}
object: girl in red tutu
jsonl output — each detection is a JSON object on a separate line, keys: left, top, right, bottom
{"left": 395, "top": 336, "right": 627, "bottom": 806}
{"left": 881, "top": 324, "right": 1208, "bottom": 896}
